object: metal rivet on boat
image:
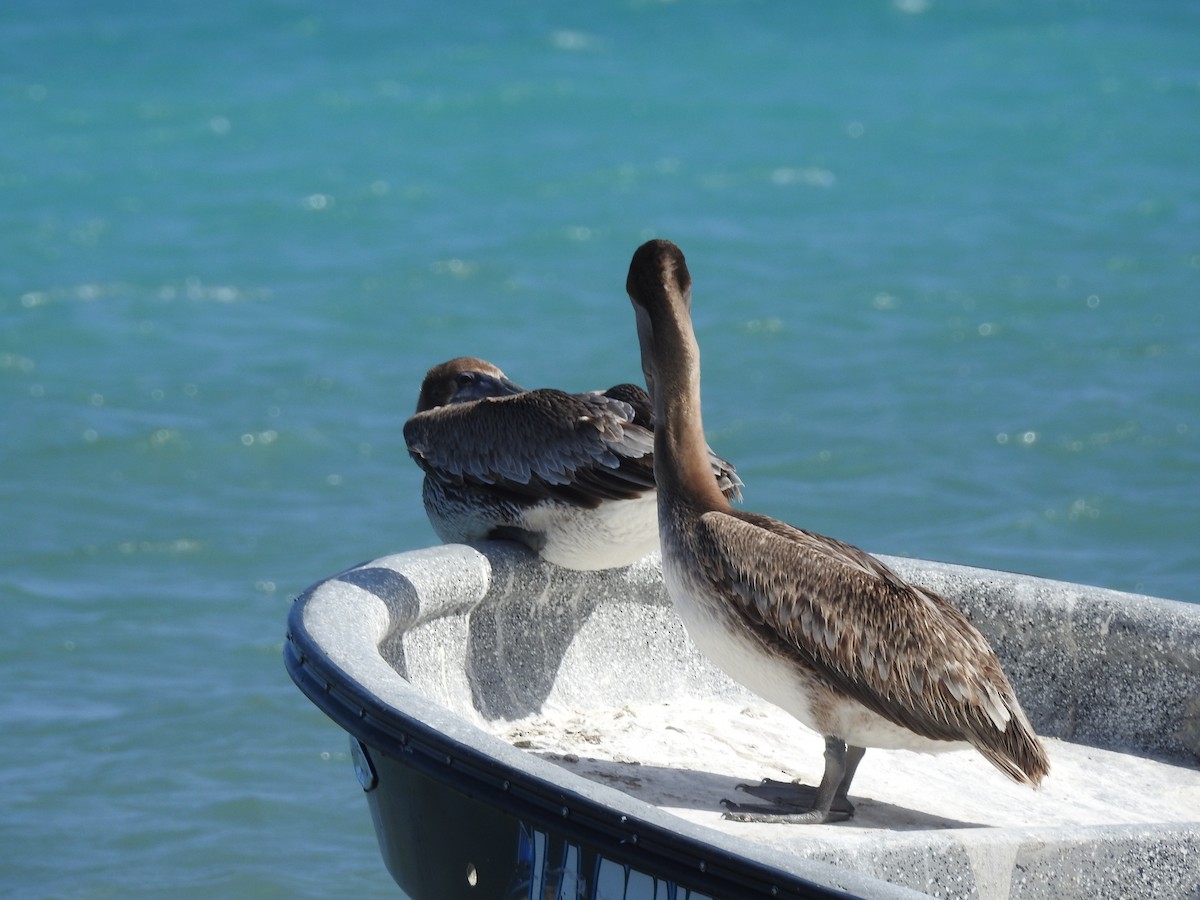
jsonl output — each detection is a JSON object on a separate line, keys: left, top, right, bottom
{"left": 349, "top": 738, "right": 377, "bottom": 792}
{"left": 561, "top": 806, "right": 569, "bottom": 817}
{"left": 501, "top": 780, "right": 510, "bottom": 791}
{"left": 698, "top": 861, "right": 707, "bottom": 873}
{"left": 466, "top": 863, "right": 478, "bottom": 887}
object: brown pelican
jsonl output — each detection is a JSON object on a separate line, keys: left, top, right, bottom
{"left": 624, "top": 239, "right": 1049, "bottom": 823}
{"left": 404, "top": 357, "right": 742, "bottom": 571}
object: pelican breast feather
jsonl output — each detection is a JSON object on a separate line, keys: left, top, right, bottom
{"left": 691, "top": 509, "right": 1047, "bottom": 784}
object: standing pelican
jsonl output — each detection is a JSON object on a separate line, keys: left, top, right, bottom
{"left": 404, "top": 357, "right": 742, "bottom": 571}
{"left": 624, "top": 240, "right": 1049, "bottom": 823}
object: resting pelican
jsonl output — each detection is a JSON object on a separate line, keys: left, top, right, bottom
{"left": 404, "top": 356, "right": 742, "bottom": 571}
{"left": 624, "top": 239, "right": 1049, "bottom": 823}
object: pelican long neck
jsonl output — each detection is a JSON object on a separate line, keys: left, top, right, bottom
{"left": 643, "top": 301, "right": 730, "bottom": 512}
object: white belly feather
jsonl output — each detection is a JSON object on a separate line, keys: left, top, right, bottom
{"left": 526, "top": 491, "right": 660, "bottom": 571}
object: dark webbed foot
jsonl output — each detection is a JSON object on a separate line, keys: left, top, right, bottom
{"left": 721, "top": 778, "right": 855, "bottom": 822}
{"left": 720, "top": 739, "right": 865, "bottom": 825}
{"left": 721, "top": 780, "right": 855, "bottom": 824}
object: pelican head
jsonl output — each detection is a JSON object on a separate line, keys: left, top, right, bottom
{"left": 415, "top": 357, "right": 526, "bottom": 413}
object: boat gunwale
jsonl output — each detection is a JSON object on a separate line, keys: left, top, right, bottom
{"left": 285, "top": 541, "right": 1200, "bottom": 900}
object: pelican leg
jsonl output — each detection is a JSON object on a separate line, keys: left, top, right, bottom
{"left": 722, "top": 738, "right": 865, "bottom": 825}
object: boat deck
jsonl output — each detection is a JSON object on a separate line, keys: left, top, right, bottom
{"left": 493, "top": 696, "right": 1200, "bottom": 870}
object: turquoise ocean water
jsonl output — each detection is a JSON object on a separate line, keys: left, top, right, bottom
{"left": 3, "top": 1, "right": 1197, "bottom": 896}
